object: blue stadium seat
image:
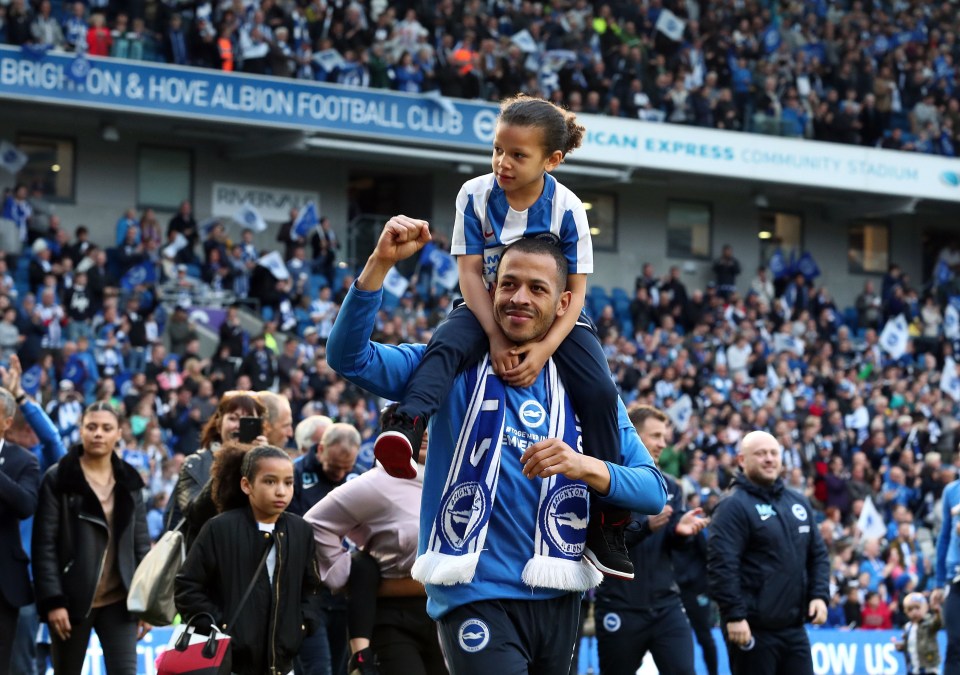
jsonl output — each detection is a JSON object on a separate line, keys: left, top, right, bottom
{"left": 307, "top": 274, "right": 329, "bottom": 296}
{"left": 611, "top": 287, "right": 630, "bottom": 303}
{"left": 185, "top": 264, "right": 201, "bottom": 279}
{"left": 613, "top": 297, "right": 631, "bottom": 321}
{"left": 843, "top": 307, "right": 859, "bottom": 330}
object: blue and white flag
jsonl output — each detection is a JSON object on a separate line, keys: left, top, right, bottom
{"left": 857, "top": 496, "right": 886, "bottom": 541}
{"left": 769, "top": 248, "right": 789, "bottom": 279}
{"left": 121, "top": 261, "right": 157, "bottom": 290}
{"left": 257, "top": 251, "right": 290, "bottom": 280}
{"left": 292, "top": 201, "right": 319, "bottom": 240}
{"left": 21, "top": 364, "right": 42, "bottom": 396}
{"left": 383, "top": 267, "right": 409, "bottom": 298}
{"left": 510, "top": 29, "right": 540, "bottom": 53}
{"left": 941, "top": 357, "right": 960, "bottom": 402}
{"left": 0, "top": 141, "right": 28, "bottom": 175}
{"left": 20, "top": 43, "right": 52, "bottom": 60}
{"left": 312, "top": 48, "right": 345, "bottom": 72}
{"left": 655, "top": 9, "right": 686, "bottom": 41}
{"left": 428, "top": 248, "right": 458, "bottom": 290}
{"left": 542, "top": 49, "right": 577, "bottom": 72}
{"left": 761, "top": 24, "right": 782, "bottom": 54}
{"left": 946, "top": 302, "right": 960, "bottom": 340}
{"left": 796, "top": 251, "right": 821, "bottom": 280}
{"left": 666, "top": 394, "right": 693, "bottom": 432}
{"left": 879, "top": 314, "right": 910, "bottom": 359}
{"left": 936, "top": 259, "right": 953, "bottom": 286}
{"left": 422, "top": 89, "right": 457, "bottom": 116}
{"left": 234, "top": 201, "right": 267, "bottom": 232}
{"left": 774, "top": 332, "right": 805, "bottom": 357}
{"left": 67, "top": 52, "right": 91, "bottom": 84}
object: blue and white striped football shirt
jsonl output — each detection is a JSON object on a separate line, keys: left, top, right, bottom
{"left": 450, "top": 173, "right": 593, "bottom": 286}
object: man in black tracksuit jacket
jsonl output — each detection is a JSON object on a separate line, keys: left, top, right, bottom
{"left": 595, "top": 405, "right": 708, "bottom": 675}
{"left": 707, "top": 430, "right": 830, "bottom": 675}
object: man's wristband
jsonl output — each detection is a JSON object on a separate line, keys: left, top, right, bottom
{"left": 15, "top": 393, "right": 27, "bottom": 404}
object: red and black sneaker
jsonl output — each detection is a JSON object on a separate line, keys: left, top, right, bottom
{"left": 374, "top": 404, "right": 425, "bottom": 480}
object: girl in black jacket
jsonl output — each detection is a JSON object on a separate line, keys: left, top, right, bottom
{"left": 32, "top": 401, "right": 151, "bottom": 674}
{"left": 175, "top": 444, "right": 323, "bottom": 675}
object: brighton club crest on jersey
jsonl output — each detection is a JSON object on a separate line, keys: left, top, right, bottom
{"left": 543, "top": 484, "right": 589, "bottom": 556}
{"left": 441, "top": 482, "right": 489, "bottom": 551}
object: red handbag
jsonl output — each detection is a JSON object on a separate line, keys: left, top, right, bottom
{"left": 155, "top": 614, "right": 232, "bottom": 675}
{"left": 156, "top": 540, "right": 271, "bottom": 675}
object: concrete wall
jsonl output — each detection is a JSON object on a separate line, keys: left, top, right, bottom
{"left": 3, "top": 102, "right": 957, "bottom": 311}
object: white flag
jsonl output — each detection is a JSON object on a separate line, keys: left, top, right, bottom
{"left": 857, "top": 496, "right": 886, "bottom": 541}
{"left": 655, "top": 9, "right": 686, "bottom": 41}
{"left": 234, "top": 201, "right": 268, "bottom": 233}
{"left": 946, "top": 303, "right": 960, "bottom": 340}
{"left": 773, "top": 333, "right": 805, "bottom": 357}
{"left": 257, "top": 251, "right": 290, "bottom": 280}
{"left": 0, "top": 141, "right": 28, "bottom": 175}
{"left": 666, "top": 394, "right": 693, "bottom": 432}
{"left": 510, "top": 29, "right": 539, "bottom": 53}
{"left": 942, "top": 357, "right": 960, "bottom": 401}
{"left": 383, "top": 267, "right": 409, "bottom": 297}
{"left": 879, "top": 314, "right": 909, "bottom": 359}
{"left": 161, "top": 232, "right": 189, "bottom": 259}
{"left": 428, "top": 248, "right": 459, "bottom": 291}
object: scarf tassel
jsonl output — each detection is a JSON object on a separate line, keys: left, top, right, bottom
{"left": 412, "top": 550, "right": 482, "bottom": 586}
{"left": 521, "top": 555, "right": 603, "bottom": 591}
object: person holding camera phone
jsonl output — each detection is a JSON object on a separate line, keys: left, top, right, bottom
{"left": 168, "top": 392, "right": 268, "bottom": 549}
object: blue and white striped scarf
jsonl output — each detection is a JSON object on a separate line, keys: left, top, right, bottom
{"left": 412, "top": 356, "right": 601, "bottom": 591}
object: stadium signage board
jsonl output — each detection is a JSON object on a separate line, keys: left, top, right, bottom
{"left": 211, "top": 182, "right": 319, "bottom": 222}
{"left": 2, "top": 46, "right": 957, "bottom": 202}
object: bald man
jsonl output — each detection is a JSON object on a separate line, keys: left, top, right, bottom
{"left": 706, "top": 430, "right": 829, "bottom": 675}
{"left": 258, "top": 391, "right": 294, "bottom": 449}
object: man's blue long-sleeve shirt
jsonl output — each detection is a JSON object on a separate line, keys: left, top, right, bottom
{"left": 327, "top": 283, "right": 667, "bottom": 618}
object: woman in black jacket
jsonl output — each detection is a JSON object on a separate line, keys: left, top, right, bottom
{"left": 32, "top": 401, "right": 151, "bottom": 674}
{"left": 175, "top": 444, "right": 322, "bottom": 675}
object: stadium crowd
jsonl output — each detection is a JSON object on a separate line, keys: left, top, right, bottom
{"left": 2, "top": 0, "right": 958, "bottom": 154}
{"left": 5, "top": 175, "right": 960, "bottom": 645}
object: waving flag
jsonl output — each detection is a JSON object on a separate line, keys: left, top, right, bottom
{"left": 383, "top": 267, "right": 410, "bottom": 298}
{"left": 510, "top": 29, "right": 539, "bottom": 53}
{"left": 234, "top": 201, "right": 267, "bottom": 232}
{"left": 857, "top": 496, "right": 886, "bottom": 541}
{"left": 292, "top": 201, "right": 319, "bottom": 240}
{"left": 21, "top": 364, "right": 42, "bottom": 396}
{"left": 67, "top": 52, "right": 91, "bottom": 84}
{"left": 666, "top": 394, "right": 693, "bottom": 432}
{"left": 655, "top": 9, "right": 686, "bottom": 41}
{"left": 796, "top": 251, "right": 821, "bottom": 280}
{"left": 761, "top": 24, "right": 782, "bottom": 54}
{"left": 769, "top": 248, "right": 789, "bottom": 279}
{"left": 257, "top": 251, "right": 290, "bottom": 280}
{"left": 946, "top": 301, "right": 960, "bottom": 340}
{"left": 941, "top": 357, "right": 960, "bottom": 402}
{"left": 121, "top": 261, "right": 157, "bottom": 291}
{"left": 428, "top": 248, "right": 459, "bottom": 290}
{"left": 879, "top": 314, "right": 909, "bottom": 359}
{"left": 0, "top": 141, "right": 28, "bottom": 175}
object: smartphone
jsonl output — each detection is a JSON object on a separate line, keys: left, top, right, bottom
{"left": 238, "top": 416, "right": 263, "bottom": 444}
